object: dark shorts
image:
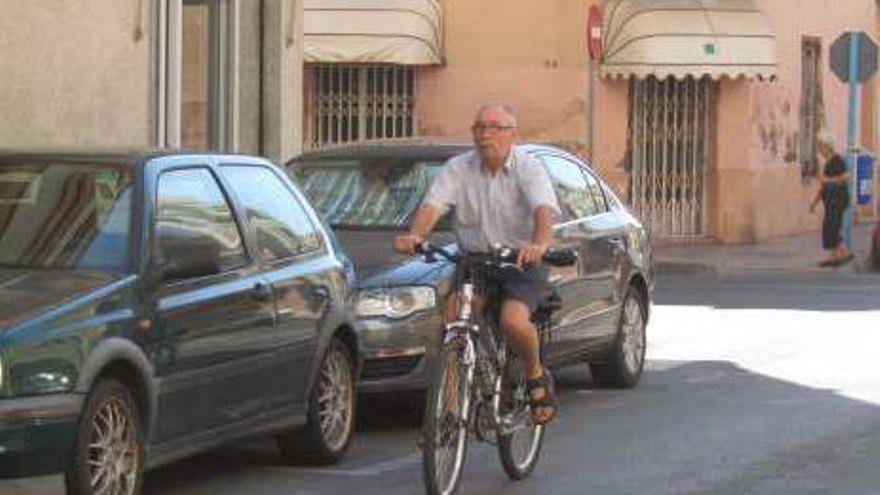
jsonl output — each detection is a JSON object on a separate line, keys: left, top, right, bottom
{"left": 454, "top": 254, "right": 549, "bottom": 313}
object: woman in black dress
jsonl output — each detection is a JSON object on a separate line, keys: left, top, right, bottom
{"left": 809, "top": 131, "right": 853, "bottom": 266}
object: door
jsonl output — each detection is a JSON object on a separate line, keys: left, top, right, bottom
{"left": 628, "top": 75, "right": 713, "bottom": 236}
{"left": 150, "top": 166, "right": 277, "bottom": 442}
{"left": 219, "top": 164, "right": 337, "bottom": 403}
{"left": 539, "top": 154, "right": 616, "bottom": 358}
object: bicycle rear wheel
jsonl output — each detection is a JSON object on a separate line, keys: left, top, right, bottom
{"left": 422, "top": 339, "right": 473, "bottom": 495}
{"left": 497, "top": 356, "right": 545, "bottom": 480}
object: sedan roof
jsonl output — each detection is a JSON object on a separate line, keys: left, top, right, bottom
{"left": 289, "top": 138, "right": 573, "bottom": 165}
{"left": 0, "top": 148, "right": 178, "bottom": 166}
{"left": 290, "top": 138, "right": 473, "bottom": 164}
{"left": 0, "top": 148, "right": 269, "bottom": 167}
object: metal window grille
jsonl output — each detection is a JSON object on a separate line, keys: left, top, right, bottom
{"left": 799, "top": 38, "right": 823, "bottom": 178}
{"left": 306, "top": 65, "right": 416, "bottom": 149}
{"left": 627, "top": 75, "right": 713, "bottom": 237}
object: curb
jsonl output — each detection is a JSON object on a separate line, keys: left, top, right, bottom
{"left": 654, "top": 260, "right": 717, "bottom": 276}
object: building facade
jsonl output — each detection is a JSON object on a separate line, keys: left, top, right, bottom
{"left": 300, "top": 0, "right": 878, "bottom": 242}
{"left": 2, "top": 0, "right": 877, "bottom": 243}
{"left": 0, "top": 0, "right": 304, "bottom": 164}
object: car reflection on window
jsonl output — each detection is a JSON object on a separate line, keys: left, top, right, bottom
{"left": 0, "top": 164, "right": 132, "bottom": 272}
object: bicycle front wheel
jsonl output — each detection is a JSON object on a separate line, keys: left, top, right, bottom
{"left": 497, "top": 358, "right": 545, "bottom": 480}
{"left": 422, "top": 339, "right": 473, "bottom": 495}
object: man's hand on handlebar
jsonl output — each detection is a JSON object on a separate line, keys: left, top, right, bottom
{"left": 394, "top": 233, "right": 425, "bottom": 255}
{"left": 517, "top": 242, "right": 549, "bottom": 268}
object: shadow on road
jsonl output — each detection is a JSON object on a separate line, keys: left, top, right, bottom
{"left": 141, "top": 359, "right": 880, "bottom": 495}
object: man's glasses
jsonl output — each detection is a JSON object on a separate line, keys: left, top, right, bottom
{"left": 471, "top": 123, "right": 516, "bottom": 134}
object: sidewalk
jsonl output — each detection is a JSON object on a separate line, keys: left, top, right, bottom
{"left": 653, "top": 222, "right": 878, "bottom": 276}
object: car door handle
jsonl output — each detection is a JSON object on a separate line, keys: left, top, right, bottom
{"left": 251, "top": 282, "right": 273, "bottom": 302}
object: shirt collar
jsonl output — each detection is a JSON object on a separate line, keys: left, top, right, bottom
{"left": 473, "top": 146, "right": 516, "bottom": 176}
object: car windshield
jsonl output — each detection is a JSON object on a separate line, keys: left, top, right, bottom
{"left": 294, "top": 159, "right": 448, "bottom": 229}
{"left": 0, "top": 162, "right": 133, "bottom": 271}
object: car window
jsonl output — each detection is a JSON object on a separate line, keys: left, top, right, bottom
{"left": 539, "top": 155, "right": 600, "bottom": 220}
{"left": 221, "top": 165, "right": 323, "bottom": 260}
{"left": 294, "top": 159, "right": 447, "bottom": 229}
{"left": 155, "top": 168, "right": 247, "bottom": 279}
{"left": 0, "top": 163, "right": 132, "bottom": 272}
{"left": 582, "top": 169, "right": 609, "bottom": 213}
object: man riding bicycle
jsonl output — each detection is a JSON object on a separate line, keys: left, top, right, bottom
{"left": 394, "top": 103, "right": 561, "bottom": 425}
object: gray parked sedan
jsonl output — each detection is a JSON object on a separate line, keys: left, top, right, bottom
{"left": 288, "top": 139, "right": 653, "bottom": 394}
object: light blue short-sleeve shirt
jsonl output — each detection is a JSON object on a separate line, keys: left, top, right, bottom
{"left": 424, "top": 146, "right": 560, "bottom": 252}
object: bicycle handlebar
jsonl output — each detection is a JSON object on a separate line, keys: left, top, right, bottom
{"left": 415, "top": 242, "right": 577, "bottom": 267}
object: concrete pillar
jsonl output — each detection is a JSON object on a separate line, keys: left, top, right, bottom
{"left": 261, "top": 0, "right": 303, "bottom": 165}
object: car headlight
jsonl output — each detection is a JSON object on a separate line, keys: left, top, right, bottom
{"left": 355, "top": 286, "right": 437, "bottom": 319}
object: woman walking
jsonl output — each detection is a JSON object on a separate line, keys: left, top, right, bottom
{"left": 809, "top": 130, "right": 853, "bottom": 267}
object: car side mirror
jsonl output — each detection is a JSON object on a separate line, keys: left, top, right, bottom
{"left": 151, "top": 225, "right": 222, "bottom": 284}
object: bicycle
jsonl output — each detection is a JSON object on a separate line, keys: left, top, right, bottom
{"left": 417, "top": 242, "right": 577, "bottom": 495}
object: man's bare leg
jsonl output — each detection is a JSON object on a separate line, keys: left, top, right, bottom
{"left": 499, "top": 300, "right": 555, "bottom": 424}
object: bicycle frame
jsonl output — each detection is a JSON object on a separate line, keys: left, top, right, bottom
{"left": 443, "top": 261, "right": 525, "bottom": 439}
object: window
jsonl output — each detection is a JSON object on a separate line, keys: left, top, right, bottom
{"left": 0, "top": 164, "right": 132, "bottom": 272}
{"left": 295, "top": 159, "right": 442, "bottom": 229}
{"left": 582, "top": 170, "right": 609, "bottom": 213}
{"left": 540, "top": 155, "right": 600, "bottom": 220}
{"left": 221, "top": 166, "right": 322, "bottom": 260}
{"left": 155, "top": 168, "right": 246, "bottom": 278}
{"left": 181, "top": 0, "right": 233, "bottom": 150}
{"left": 306, "top": 65, "right": 415, "bottom": 149}
{"left": 155, "top": 0, "right": 235, "bottom": 150}
{"left": 800, "top": 37, "right": 823, "bottom": 177}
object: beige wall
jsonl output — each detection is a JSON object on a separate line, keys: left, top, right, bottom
{"left": 0, "top": 0, "right": 153, "bottom": 148}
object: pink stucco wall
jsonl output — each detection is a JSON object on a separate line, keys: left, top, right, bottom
{"left": 714, "top": 0, "right": 879, "bottom": 242}
{"left": 417, "top": 0, "right": 878, "bottom": 242}
{"left": 417, "top": 0, "right": 596, "bottom": 144}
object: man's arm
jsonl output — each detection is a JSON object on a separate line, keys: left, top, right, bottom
{"left": 394, "top": 203, "right": 442, "bottom": 255}
{"left": 518, "top": 204, "right": 556, "bottom": 267}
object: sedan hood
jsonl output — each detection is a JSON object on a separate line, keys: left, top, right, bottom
{"left": 0, "top": 267, "right": 122, "bottom": 330}
{"left": 333, "top": 230, "right": 456, "bottom": 288}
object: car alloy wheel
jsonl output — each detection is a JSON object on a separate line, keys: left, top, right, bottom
{"left": 277, "top": 338, "right": 356, "bottom": 465}
{"left": 317, "top": 344, "right": 355, "bottom": 453}
{"left": 620, "top": 293, "right": 646, "bottom": 375}
{"left": 67, "top": 379, "right": 144, "bottom": 495}
{"left": 589, "top": 286, "right": 647, "bottom": 388}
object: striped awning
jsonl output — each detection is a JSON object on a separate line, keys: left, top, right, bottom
{"left": 602, "top": 0, "right": 777, "bottom": 79}
{"left": 304, "top": 0, "right": 443, "bottom": 65}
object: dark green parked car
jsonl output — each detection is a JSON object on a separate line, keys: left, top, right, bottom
{"left": 0, "top": 150, "right": 360, "bottom": 493}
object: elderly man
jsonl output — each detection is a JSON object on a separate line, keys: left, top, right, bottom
{"left": 394, "top": 103, "right": 560, "bottom": 424}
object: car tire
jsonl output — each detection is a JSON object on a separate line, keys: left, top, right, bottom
{"left": 277, "top": 338, "right": 357, "bottom": 465}
{"left": 589, "top": 286, "right": 647, "bottom": 388}
{"left": 65, "top": 378, "right": 145, "bottom": 495}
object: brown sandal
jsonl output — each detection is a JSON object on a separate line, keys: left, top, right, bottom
{"left": 525, "top": 367, "right": 558, "bottom": 425}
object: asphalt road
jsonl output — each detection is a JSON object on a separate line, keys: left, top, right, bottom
{"left": 9, "top": 272, "right": 880, "bottom": 495}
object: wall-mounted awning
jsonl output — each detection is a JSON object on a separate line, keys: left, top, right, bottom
{"left": 304, "top": 0, "right": 443, "bottom": 65}
{"left": 602, "top": 0, "right": 777, "bottom": 79}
